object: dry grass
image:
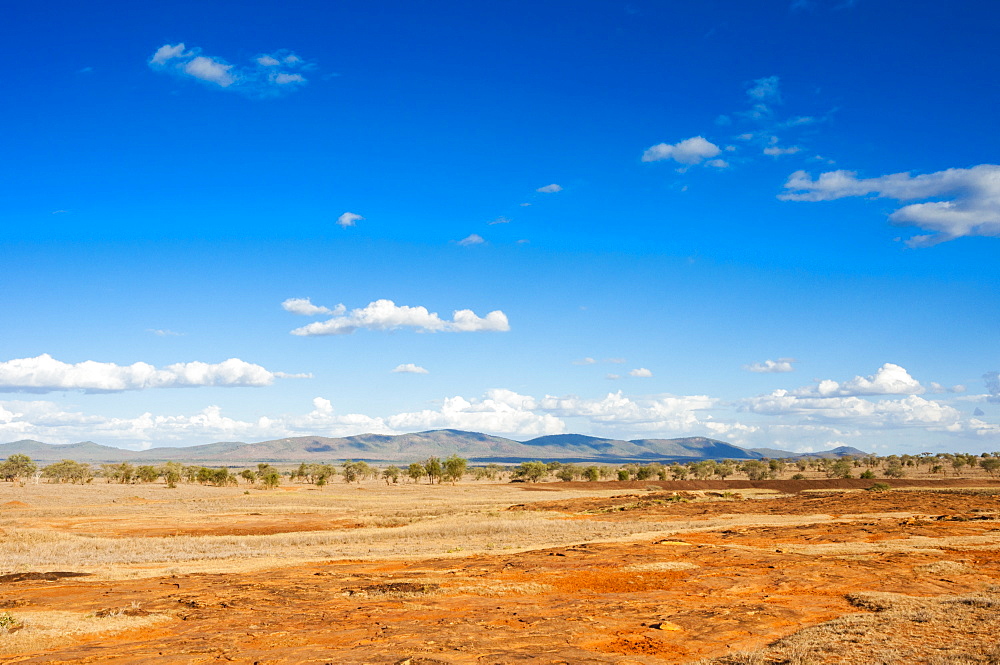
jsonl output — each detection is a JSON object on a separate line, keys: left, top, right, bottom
{"left": 0, "top": 481, "right": 702, "bottom": 579}
{"left": 0, "top": 609, "right": 171, "bottom": 655}
{"left": 696, "top": 589, "right": 1000, "bottom": 665}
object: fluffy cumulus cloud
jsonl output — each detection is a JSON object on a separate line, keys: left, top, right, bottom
{"left": 386, "top": 389, "right": 564, "bottom": 437}
{"left": 0, "top": 388, "right": 719, "bottom": 448}
{"left": 743, "top": 392, "right": 962, "bottom": 428}
{"left": 148, "top": 43, "right": 310, "bottom": 97}
{"left": 780, "top": 164, "right": 1000, "bottom": 246}
{"left": 282, "top": 297, "right": 346, "bottom": 317}
{"left": 392, "top": 363, "right": 429, "bottom": 374}
{"left": 792, "top": 363, "right": 924, "bottom": 397}
{"left": 286, "top": 298, "right": 510, "bottom": 336}
{"left": 457, "top": 233, "right": 485, "bottom": 246}
{"left": 536, "top": 391, "right": 717, "bottom": 432}
{"left": 536, "top": 184, "right": 563, "bottom": 193}
{"left": 628, "top": 368, "right": 653, "bottom": 378}
{"left": 744, "top": 358, "right": 797, "bottom": 373}
{"left": 736, "top": 362, "right": 985, "bottom": 438}
{"left": 2, "top": 380, "right": 997, "bottom": 450}
{"left": 337, "top": 212, "right": 363, "bottom": 228}
{"left": 642, "top": 136, "right": 721, "bottom": 165}
{"left": 0, "top": 355, "right": 304, "bottom": 394}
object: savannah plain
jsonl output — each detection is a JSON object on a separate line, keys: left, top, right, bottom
{"left": 1, "top": 459, "right": 1000, "bottom": 664}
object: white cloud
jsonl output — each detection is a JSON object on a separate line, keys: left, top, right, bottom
{"left": 747, "top": 75, "right": 781, "bottom": 103}
{"left": 793, "top": 363, "right": 924, "bottom": 397}
{"left": 147, "top": 328, "right": 184, "bottom": 337}
{"left": 642, "top": 136, "right": 721, "bottom": 165}
{"left": 743, "top": 392, "right": 961, "bottom": 428}
{"left": 706, "top": 158, "right": 730, "bottom": 168}
{"left": 148, "top": 43, "right": 310, "bottom": 97}
{"left": 457, "top": 233, "right": 485, "bottom": 246}
{"left": 744, "top": 358, "right": 796, "bottom": 373}
{"left": 537, "top": 391, "right": 716, "bottom": 432}
{"left": 536, "top": 184, "right": 563, "bottom": 193}
{"left": 392, "top": 363, "right": 429, "bottom": 374}
{"left": 763, "top": 146, "right": 801, "bottom": 156}
{"left": 779, "top": 164, "right": 1000, "bottom": 246}
{"left": 288, "top": 299, "right": 510, "bottom": 336}
{"left": 336, "top": 211, "right": 363, "bottom": 228}
{"left": 606, "top": 374, "right": 621, "bottom": 380}
{"left": 386, "top": 389, "right": 564, "bottom": 437}
{"left": 629, "top": 368, "right": 653, "bottom": 378}
{"left": 274, "top": 73, "right": 305, "bottom": 85}
{"left": 0, "top": 355, "right": 298, "bottom": 393}
{"left": 150, "top": 43, "right": 187, "bottom": 65}
{"left": 488, "top": 216, "right": 511, "bottom": 225}
{"left": 282, "top": 297, "right": 346, "bottom": 316}
{"left": 3, "top": 381, "right": 995, "bottom": 451}
{"left": 573, "top": 357, "right": 597, "bottom": 365}
{"left": 183, "top": 56, "right": 235, "bottom": 87}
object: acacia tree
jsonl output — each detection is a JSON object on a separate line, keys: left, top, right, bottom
{"left": 136, "top": 465, "right": 159, "bottom": 483}
{"left": 424, "top": 457, "right": 443, "bottom": 484}
{"left": 102, "top": 462, "right": 135, "bottom": 483}
{"left": 260, "top": 470, "right": 281, "bottom": 489}
{"left": 443, "top": 455, "right": 468, "bottom": 484}
{"left": 383, "top": 465, "right": 401, "bottom": 484}
{"left": 407, "top": 463, "right": 425, "bottom": 483}
{"left": 981, "top": 457, "right": 1000, "bottom": 477}
{"left": 556, "top": 464, "right": 579, "bottom": 482}
{"left": 0, "top": 454, "right": 37, "bottom": 483}
{"left": 515, "top": 461, "right": 548, "bottom": 482}
{"left": 41, "top": 459, "right": 93, "bottom": 484}
{"left": 742, "top": 460, "right": 770, "bottom": 481}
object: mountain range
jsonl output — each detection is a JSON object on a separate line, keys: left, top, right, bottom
{"left": 0, "top": 431, "right": 867, "bottom": 465}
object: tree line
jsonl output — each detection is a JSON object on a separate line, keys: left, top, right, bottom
{"left": 2, "top": 450, "right": 1000, "bottom": 487}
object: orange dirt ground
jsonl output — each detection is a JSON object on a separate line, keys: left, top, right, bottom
{"left": 2, "top": 481, "right": 999, "bottom": 664}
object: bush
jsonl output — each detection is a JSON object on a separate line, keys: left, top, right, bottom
{"left": 790, "top": 473, "right": 806, "bottom": 480}
{"left": 867, "top": 482, "right": 892, "bottom": 492}
{"left": 860, "top": 469, "right": 875, "bottom": 479}
{"left": 260, "top": 471, "right": 281, "bottom": 489}
{"left": 0, "top": 611, "right": 22, "bottom": 633}
{"left": 514, "top": 461, "right": 548, "bottom": 483}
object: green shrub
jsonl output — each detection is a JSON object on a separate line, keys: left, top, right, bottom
{"left": 867, "top": 482, "right": 892, "bottom": 492}
{"left": 0, "top": 611, "right": 22, "bottom": 632}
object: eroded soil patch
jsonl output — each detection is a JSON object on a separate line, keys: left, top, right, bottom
{"left": 1, "top": 482, "right": 999, "bottom": 663}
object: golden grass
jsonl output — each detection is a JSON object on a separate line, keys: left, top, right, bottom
{"left": 0, "top": 481, "right": 704, "bottom": 579}
{"left": 696, "top": 589, "right": 1000, "bottom": 665}
{"left": 0, "top": 609, "right": 171, "bottom": 655}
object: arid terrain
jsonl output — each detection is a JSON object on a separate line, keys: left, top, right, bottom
{"left": 2, "top": 477, "right": 1000, "bottom": 664}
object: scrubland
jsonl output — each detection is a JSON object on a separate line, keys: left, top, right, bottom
{"left": 1, "top": 476, "right": 1000, "bottom": 663}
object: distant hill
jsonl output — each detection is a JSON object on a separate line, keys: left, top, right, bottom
{"left": 631, "top": 437, "right": 757, "bottom": 459}
{"left": 0, "top": 431, "right": 868, "bottom": 465}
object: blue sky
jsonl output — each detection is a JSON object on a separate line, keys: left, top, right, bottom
{"left": 2, "top": 0, "right": 998, "bottom": 455}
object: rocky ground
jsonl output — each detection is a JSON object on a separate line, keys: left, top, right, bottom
{"left": 1, "top": 481, "right": 999, "bottom": 663}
